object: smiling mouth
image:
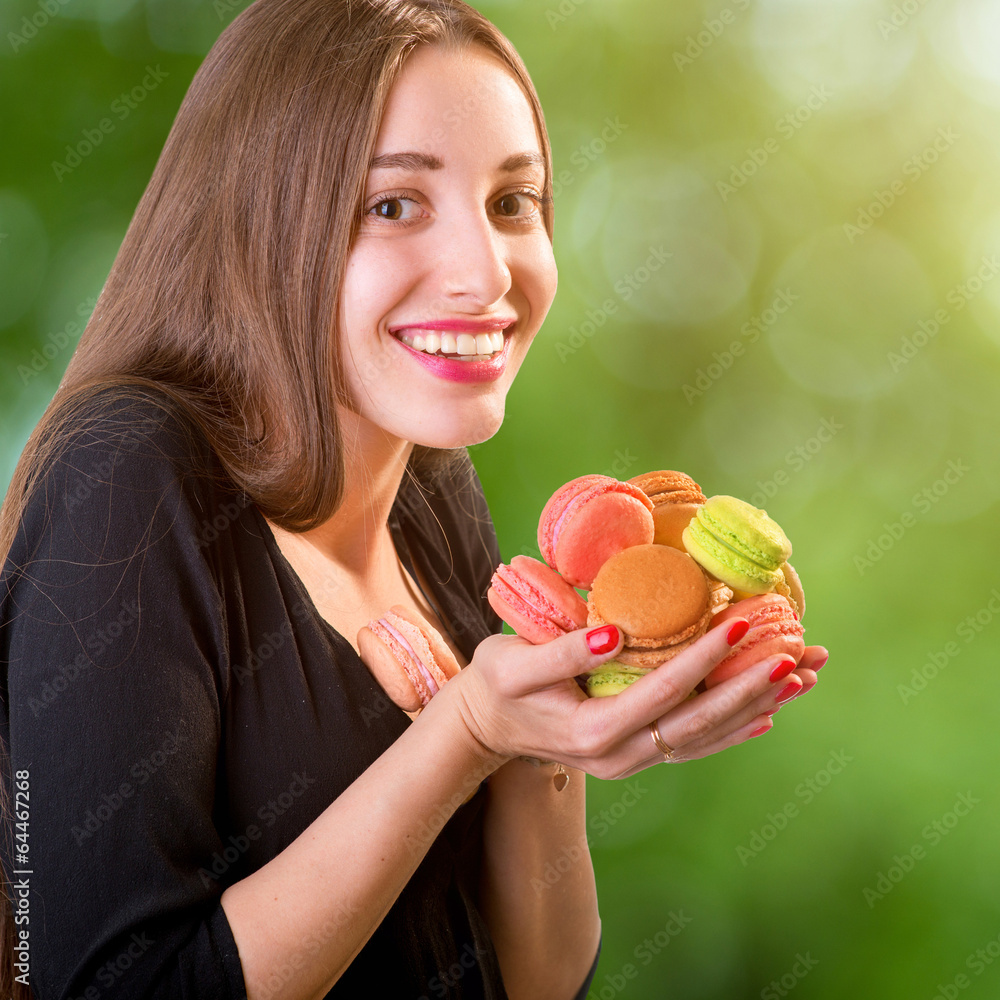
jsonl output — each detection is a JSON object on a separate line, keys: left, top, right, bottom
{"left": 393, "top": 329, "right": 506, "bottom": 362}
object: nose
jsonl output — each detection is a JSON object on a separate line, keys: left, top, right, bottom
{"left": 433, "top": 206, "right": 512, "bottom": 307}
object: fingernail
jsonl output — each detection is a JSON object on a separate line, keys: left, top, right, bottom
{"left": 769, "top": 657, "right": 796, "bottom": 683}
{"left": 749, "top": 724, "right": 771, "bottom": 738}
{"left": 586, "top": 625, "right": 620, "bottom": 655}
{"left": 765, "top": 707, "right": 780, "bottom": 716}
{"left": 813, "top": 652, "right": 829, "bottom": 672}
{"left": 726, "top": 620, "right": 749, "bottom": 646}
{"left": 798, "top": 677, "right": 817, "bottom": 696}
{"left": 775, "top": 680, "right": 802, "bottom": 704}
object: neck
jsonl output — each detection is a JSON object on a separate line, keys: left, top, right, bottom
{"left": 283, "top": 407, "right": 414, "bottom": 577}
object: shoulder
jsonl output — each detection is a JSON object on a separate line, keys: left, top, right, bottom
{"left": 9, "top": 383, "right": 245, "bottom": 584}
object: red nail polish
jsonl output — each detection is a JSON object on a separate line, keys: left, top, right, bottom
{"left": 775, "top": 680, "right": 802, "bottom": 704}
{"left": 765, "top": 707, "right": 780, "bottom": 716}
{"left": 769, "top": 657, "right": 796, "bottom": 683}
{"left": 726, "top": 620, "right": 749, "bottom": 646}
{"left": 586, "top": 625, "right": 619, "bottom": 655}
{"left": 813, "top": 653, "right": 829, "bottom": 672}
{"left": 749, "top": 724, "right": 771, "bottom": 738}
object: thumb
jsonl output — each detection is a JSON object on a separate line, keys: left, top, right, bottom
{"left": 507, "top": 623, "right": 624, "bottom": 693}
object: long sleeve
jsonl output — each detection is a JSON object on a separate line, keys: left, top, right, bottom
{"left": 1, "top": 390, "right": 248, "bottom": 999}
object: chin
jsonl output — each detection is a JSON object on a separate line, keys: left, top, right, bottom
{"left": 406, "top": 399, "right": 507, "bottom": 450}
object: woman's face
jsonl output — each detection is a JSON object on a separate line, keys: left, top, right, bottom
{"left": 337, "top": 43, "right": 558, "bottom": 449}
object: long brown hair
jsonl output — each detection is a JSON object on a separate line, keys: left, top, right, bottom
{"left": 0, "top": 0, "right": 554, "bottom": 993}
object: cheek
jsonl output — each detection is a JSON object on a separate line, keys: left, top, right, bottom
{"left": 515, "top": 237, "right": 558, "bottom": 320}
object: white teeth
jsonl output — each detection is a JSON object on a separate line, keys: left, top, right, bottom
{"left": 395, "top": 328, "right": 506, "bottom": 359}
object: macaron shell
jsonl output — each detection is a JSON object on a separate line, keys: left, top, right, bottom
{"left": 357, "top": 606, "right": 460, "bottom": 712}
{"left": 387, "top": 604, "right": 460, "bottom": 686}
{"left": 588, "top": 544, "right": 711, "bottom": 641}
{"left": 488, "top": 556, "right": 588, "bottom": 644}
{"left": 682, "top": 502, "right": 788, "bottom": 594}
{"left": 780, "top": 562, "right": 806, "bottom": 618}
{"left": 357, "top": 622, "right": 424, "bottom": 712}
{"left": 628, "top": 471, "right": 705, "bottom": 549}
{"left": 627, "top": 470, "right": 706, "bottom": 507}
{"left": 704, "top": 594, "right": 804, "bottom": 688}
{"left": 650, "top": 502, "right": 702, "bottom": 549}
{"left": 584, "top": 662, "right": 651, "bottom": 697}
{"left": 537, "top": 475, "right": 610, "bottom": 566}
{"left": 538, "top": 475, "right": 654, "bottom": 589}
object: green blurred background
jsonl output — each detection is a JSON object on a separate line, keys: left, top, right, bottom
{"left": 2, "top": 0, "right": 998, "bottom": 996}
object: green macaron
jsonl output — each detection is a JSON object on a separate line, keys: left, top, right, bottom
{"left": 584, "top": 662, "right": 651, "bottom": 697}
{"left": 681, "top": 495, "right": 792, "bottom": 595}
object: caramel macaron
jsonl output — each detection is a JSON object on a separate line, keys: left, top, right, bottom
{"left": 586, "top": 543, "right": 713, "bottom": 667}
{"left": 628, "top": 470, "right": 706, "bottom": 550}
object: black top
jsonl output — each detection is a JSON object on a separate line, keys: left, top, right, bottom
{"left": 0, "top": 386, "right": 599, "bottom": 999}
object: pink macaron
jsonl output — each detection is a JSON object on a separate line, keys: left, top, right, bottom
{"left": 488, "top": 555, "right": 589, "bottom": 644}
{"left": 704, "top": 593, "right": 804, "bottom": 689}
{"left": 537, "top": 474, "right": 655, "bottom": 589}
{"left": 357, "top": 605, "right": 461, "bottom": 712}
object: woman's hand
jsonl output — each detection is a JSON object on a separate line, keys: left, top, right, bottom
{"left": 449, "top": 617, "right": 828, "bottom": 781}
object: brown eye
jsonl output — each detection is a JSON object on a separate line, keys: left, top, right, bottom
{"left": 373, "top": 199, "right": 404, "bottom": 220}
{"left": 495, "top": 194, "right": 523, "bottom": 217}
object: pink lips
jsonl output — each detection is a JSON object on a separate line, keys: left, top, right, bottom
{"left": 389, "top": 316, "right": 516, "bottom": 384}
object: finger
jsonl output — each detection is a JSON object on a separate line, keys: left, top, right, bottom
{"left": 488, "top": 624, "right": 626, "bottom": 696}
{"left": 610, "top": 710, "right": 776, "bottom": 778}
{"left": 578, "top": 616, "right": 750, "bottom": 732}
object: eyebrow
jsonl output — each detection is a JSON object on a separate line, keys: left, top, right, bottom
{"left": 369, "top": 151, "right": 545, "bottom": 172}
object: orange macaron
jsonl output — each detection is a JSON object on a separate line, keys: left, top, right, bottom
{"left": 586, "top": 544, "right": 715, "bottom": 667}
{"left": 628, "top": 470, "right": 707, "bottom": 550}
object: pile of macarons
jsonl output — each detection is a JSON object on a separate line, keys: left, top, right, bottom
{"left": 356, "top": 469, "right": 806, "bottom": 714}
{"left": 487, "top": 471, "right": 805, "bottom": 697}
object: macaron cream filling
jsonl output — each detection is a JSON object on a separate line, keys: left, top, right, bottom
{"left": 376, "top": 616, "right": 439, "bottom": 697}
{"left": 394, "top": 329, "right": 505, "bottom": 362}
{"left": 491, "top": 565, "right": 579, "bottom": 633}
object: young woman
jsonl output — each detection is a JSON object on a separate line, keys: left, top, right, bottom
{"left": 0, "top": 1, "right": 825, "bottom": 997}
